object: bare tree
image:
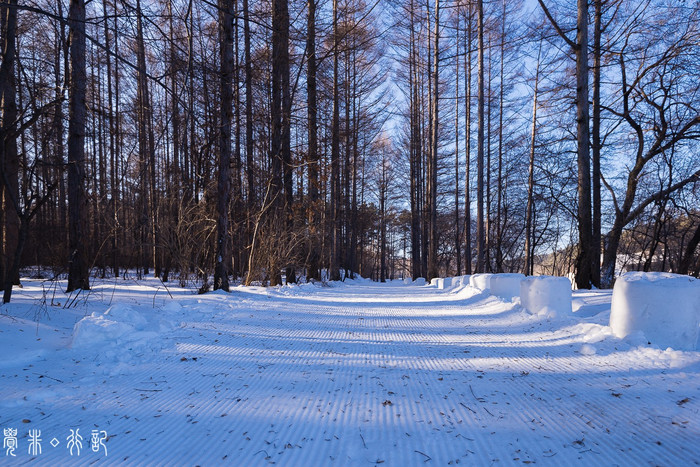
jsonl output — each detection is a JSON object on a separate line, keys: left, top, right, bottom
{"left": 66, "top": 0, "right": 89, "bottom": 292}
{"left": 214, "top": 0, "right": 234, "bottom": 292}
{"left": 538, "top": 0, "right": 594, "bottom": 289}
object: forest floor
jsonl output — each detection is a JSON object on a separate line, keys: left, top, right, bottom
{"left": 1, "top": 277, "right": 699, "bottom": 465}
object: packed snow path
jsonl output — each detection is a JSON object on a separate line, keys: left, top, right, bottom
{"left": 1, "top": 279, "right": 700, "bottom": 465}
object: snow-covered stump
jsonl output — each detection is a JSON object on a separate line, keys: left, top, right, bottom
{"left": 490, "top": 273, "right": 526, "bottom": 300}
{"left": 470, "top": 273, "right": 492, "bottom": 292}
{"left": 610, "top": 272, "right": 700, "bottom": 350}
{"left": 521, "top": 276, "right": 572, "bottom": 317}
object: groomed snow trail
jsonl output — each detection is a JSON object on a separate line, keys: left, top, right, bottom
{"left": 2, "top": 280, "right": 700, "bottom": 465}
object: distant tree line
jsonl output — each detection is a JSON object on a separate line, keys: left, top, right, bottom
{"left": 0, "top": 0, "right": 698, "bottom": 302}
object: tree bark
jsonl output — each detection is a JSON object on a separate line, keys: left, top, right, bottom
{"left": 454, "top": 8, "right": 461, "bottom": 277}
{"left": 591, "top": 0, "right": 602, "bottom": 287}
{"left": 329, "top": 0, "right": 341, "bottom": 281}
{"left": 0, "top": 0, "right": 19, "bottom": 299}
{"left": 306, "top": 0, "right": 320, "bottom": 281}
{"left": 464, "top": 2, "right": 472, "bottom": 275}
{"left": 66, "top": 0, "right": 89, "bottom": 292}
{"left": 214, "top": 0, "right": 233, "bottom": 292}
{"left": 427, "top": 0, "right": 439, "bottom": 280}
{"left": 475, "top": 0, "right": 485, "bottom": 273}
{"left": 524, "top": 43, "right": 541, "bottom": 276}
{"left": 538, "top": 0, "right": 593, "bottom": 288}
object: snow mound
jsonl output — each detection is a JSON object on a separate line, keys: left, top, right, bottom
{"left": 521, "top": 276, "right": 572, "bottom": 317}
{"left": 430, "top": 278, "right": 441, "bottom": 287}
{"left": 609, "top": 272, "right": 700, "bottom": 351}
{"left": 403, "top": 278, "right": 412, "bottom": 285}
{"left": 72, "top": 304, "right": 175, "bottom": 368}
{"left": 490, "top": 273, "right": 525, "bottom": 300}
{"left": 469, "top": 273, "right": 492, "bottom": 291}
{"left": 71, "top": 315, "right": 136, "bottom": 349}
{"left": 413, "top": 277, "right": 426, "bottom": 286}
{"left": 104, "top": 303, "right": 149, "bottom": 329}
{"left": 72, "top": 304, "right": 150, "bottom": 349}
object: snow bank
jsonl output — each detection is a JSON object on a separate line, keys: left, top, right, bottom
{"left": 413, "top": 277, "right": 426, "bottom": 286}
{"left": 609, "top": 272, "right": 700, "bottom": 351}
{"left": 490, "top": 273, "right": 525, "bottom": 300}
{"left": 469, "top": 273, "right": 492, "bottom": 291}
{"left": 430, "top": 278, "right": 441, "bottom": 287}
{"left": 403, "top": 278, "right": 412, "bottom": 285}
{"left": 521, "top": 276, "right": 572, "bottom": 317}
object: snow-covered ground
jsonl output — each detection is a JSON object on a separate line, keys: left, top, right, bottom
{"left": 1, "top": 277, "right": 699, "bottom": 465}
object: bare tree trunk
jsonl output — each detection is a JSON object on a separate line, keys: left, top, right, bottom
{"left": 0, "top": 0, "right": 19, "bottom": 298}
{"left": 66, "top": 0, "right": 89, "bottom": 292}
{"left": 280, "top": 0, "right": 295, "bottom": 284}
{"left": 591, "top": 0, "right": 602, "bottom": 287}
{"left": 214, "top": 0, "right": 233, "bottom": 292}
{"left": 678, "top": 222, "right": 700, "bottom": 276}
{"left": 475, "top": 0, "right": 486, "bottom": 273}
{"left": 243, "top": 0, "right": 255, "bottom": 278}
{"left": 464, "top": 2, "right": 472, "bottom": 275}
{"left": 427, "top": 0, "right": 439, "bottom": 280}
{"left": 495, "top": 0, "right": 505, "bottom": 273}
{"left": 538, "top": 0, "right": 593, "bottom": 288}
{"left": 454, "top": 7, "right": 461, "bottom": 277}
{"left": 306, "top": 0, "right": 320, "bottom": 281}
{"left": 524, "top": 43, "right": 541, "bottom": 276}
{"left": 408, "top": 0, "right": 421, "bottom": 279}
{"left": 329, "top": 0, "right": 341, "bottom": 281}
{"left": 103, "top": 0, "right": 119, "bottom": 278}
{"left": 270, "top": 0, "right": 285, "bottom": 285}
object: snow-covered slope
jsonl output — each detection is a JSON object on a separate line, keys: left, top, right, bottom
{"left": 1, "top": 278, "right": 699, "bottom": 465}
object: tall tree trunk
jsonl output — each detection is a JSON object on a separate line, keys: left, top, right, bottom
{"left": 280, "top": 0, "right": 294, "bottom": 284}
{"left": 495, "top": 0, "right": 505, "bottom": 273}
{"left": 454, "top": 8, "right": 461, "bottom": 277}
{"left": 574, "top": 0, "right": 593, "bottom": 289}
{"left": 329, "top": 0, "right": 341, "bottom": 281}
{"left": 524, "top": 43, "right": 541, "bottom": 276}
{"left": 591, "top": 0, "right": 602, "bottom": 287}
{"left": 0, "top": 0, "right": 19, "bottom": 299}
{"left": 464, "top": 2, "right": 472, "bottom": 275}
{"left": 475, "top": 0, "right": 485, "bottom": 273}
{"left": 538, "top": 0, "right": 593, "bottom": 288}
{"left": 243, "top": 0, "right": 255, "bottom": 277}
{"left": 66, "top": 0, "right": 89, "bottom": 292}
{"left": 408, "top": 0, "right": 421, "bottom": 279}
{"left": 135, "top": 0, "right": 158, "bottom": 277}
{"left": 214, "top": 0, "right": 233, "bottom": 292}
{"left": 306, "top": 0, "right": 320, "bottom": 281}
{"left": 103, "top": 0, "right": 119, "bottom": 278}
{"left": 427, "top": 0, "right": 439, "bottom": 280}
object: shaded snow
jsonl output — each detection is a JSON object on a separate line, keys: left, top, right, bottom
{"left": 0, "top": 277, "right": 699, "bottom": 465}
